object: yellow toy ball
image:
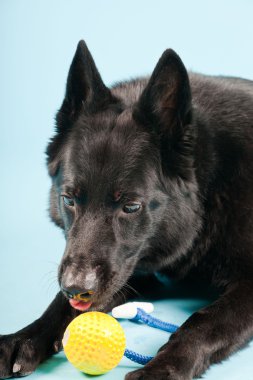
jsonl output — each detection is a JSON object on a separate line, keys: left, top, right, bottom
{"left": 62, "top": 311, "right": 126, "bottom": 375}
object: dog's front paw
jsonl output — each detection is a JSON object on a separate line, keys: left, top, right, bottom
{"left": 125, "top": 367, "right": 186, "bottom": 380}
{"left": 0, "top": 332, "right": 46, "bottom": 378}
{"left": 125, "top": 368, "right": 164, "bottom": 380}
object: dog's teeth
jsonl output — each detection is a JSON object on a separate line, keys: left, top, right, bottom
{"left": 13, "top": 363, "right": 21, "bottom": 373}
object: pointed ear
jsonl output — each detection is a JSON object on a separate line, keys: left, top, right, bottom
{"left": 136, "top": 49, "right": 192, "bottom": 134}
{"left": 59, "top": 40, "right": 117, "bottom": 120}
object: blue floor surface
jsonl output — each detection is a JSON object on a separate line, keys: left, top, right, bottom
{"left": 26, "top": 299, "right": 252, "bottom": 380}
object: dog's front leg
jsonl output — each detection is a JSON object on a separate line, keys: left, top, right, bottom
{"left": 125, "top": 280, "right": 253, "bottom": 380}
{"left": 0, "top": 292, "right": 80, "bottom": 378}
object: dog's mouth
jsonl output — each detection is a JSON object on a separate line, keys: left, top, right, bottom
{"left": 68, "top": 293, "right": 112, "bottom": 312}
{"left": 69, "top": 298, "right": 93, "bottom": 311}
{"left": 60, "top": 287, "right": 96, "bottom": 311}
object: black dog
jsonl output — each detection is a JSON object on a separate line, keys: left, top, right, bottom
{"left": 1, "top": 40, "right": 253, "bottom": 380}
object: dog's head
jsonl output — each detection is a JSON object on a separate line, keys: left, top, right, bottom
{"left": 46, "top": 41, "right": 201, "bottom": 311}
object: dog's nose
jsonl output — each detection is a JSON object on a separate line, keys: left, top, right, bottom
{"left": 60, "top": 270, "right": 99, "bottom": 301}
{"left": 61, "top": 286, "right": 94, "bottom": 301}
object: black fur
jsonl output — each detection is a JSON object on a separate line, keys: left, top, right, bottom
{"left": 1, "top": 40, "right": 253, "bottom": 379}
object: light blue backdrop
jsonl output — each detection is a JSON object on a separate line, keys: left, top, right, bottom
{"left": 0, "top": 1, "right": 253, "bottom": 379}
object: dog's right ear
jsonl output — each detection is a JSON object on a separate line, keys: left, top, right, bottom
{"left": 58, "top": 40, "right": 116, "bottom": 124}
{"left": 47, "top": 41, "right": 117, "bottom": 176}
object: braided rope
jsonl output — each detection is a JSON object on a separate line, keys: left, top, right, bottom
{"left": 133, "top": 308, "right": 178, "bottom": 333}
{"left": 123, "top": 308, "right": 179, "bottom": 364}
{"left": 124, "top": 348, "right": 153, "bottom": 365}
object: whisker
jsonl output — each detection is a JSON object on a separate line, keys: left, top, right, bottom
{"left": 45, "top": 278, "right": 59, "bottom": 296}
{"left": 124, "top": 282, "right": 140, "bottom": 297}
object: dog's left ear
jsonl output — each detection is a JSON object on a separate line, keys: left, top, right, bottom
{"left": 135, "top": 49, "right": 193, "bottom": 180}
{"left": 60, "top": 40, "right": 117, "bottom": 121}
{"left": 136, "top": 49, "right": 192, "bottom": 135}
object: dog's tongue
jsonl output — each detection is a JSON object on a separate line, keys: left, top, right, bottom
{"left": 69, "top": 299, "right": 92, "bottom": 311}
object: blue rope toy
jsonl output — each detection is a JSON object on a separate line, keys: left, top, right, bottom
{"left": 112, "top": 302, "right": 179, "bottom": 365}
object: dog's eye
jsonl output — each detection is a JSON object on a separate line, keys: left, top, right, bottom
{"left": 123, "top": 203, "right": 141, "bottom": 214}
{"left": 62, "top": 195, "right": 75, "bottom": 207}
